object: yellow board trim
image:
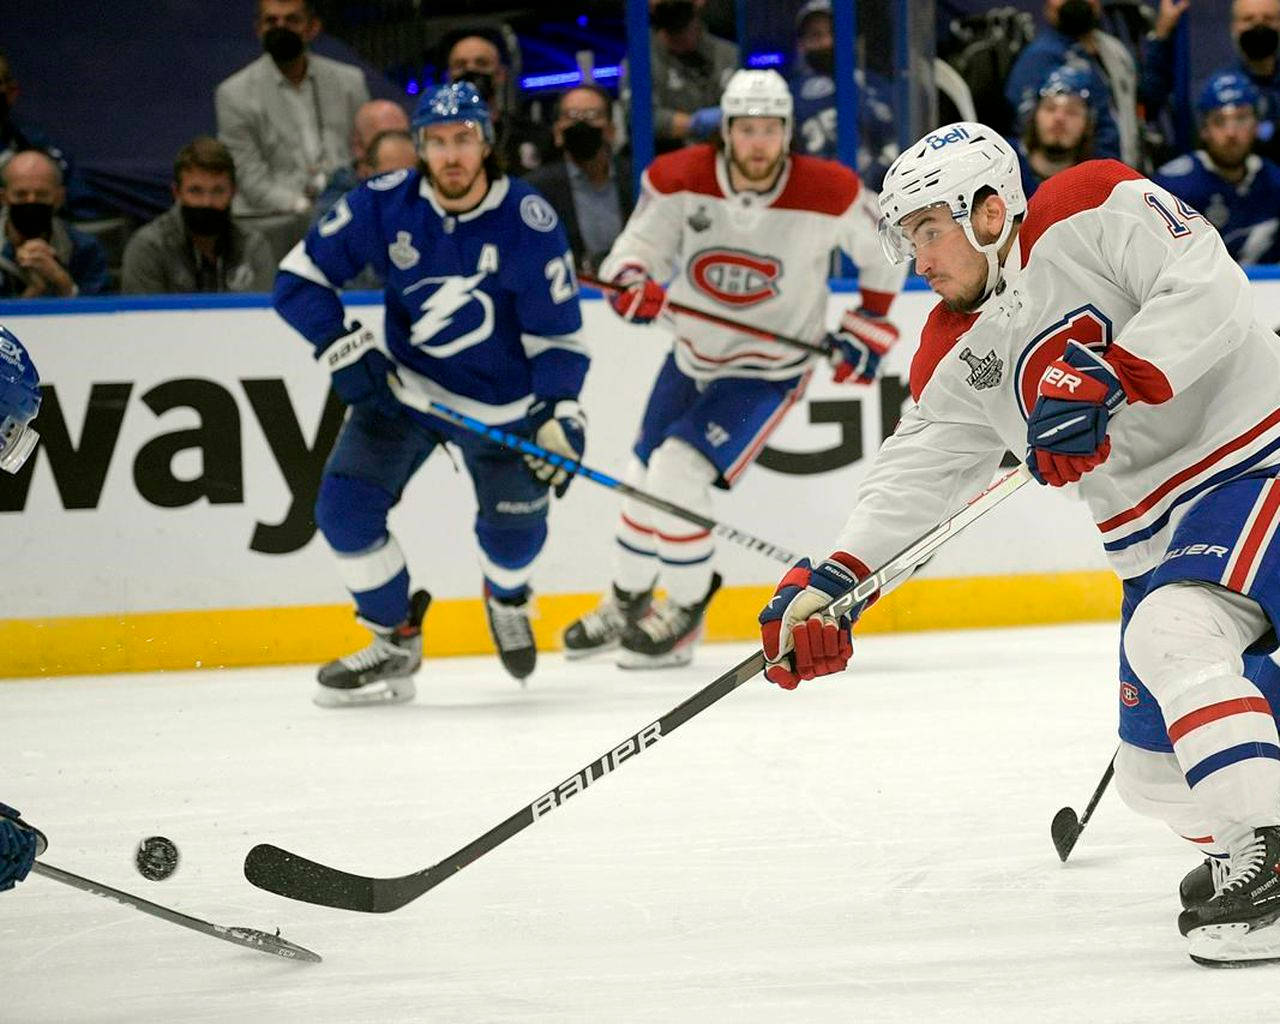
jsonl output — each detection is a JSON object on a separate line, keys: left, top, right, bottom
{"left": 0, "top": 570, "right": 1121, "bottom": 679}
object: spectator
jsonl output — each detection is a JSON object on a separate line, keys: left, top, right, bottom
{"left": 643, "top": 0, "right": 738, "bottom": 153}
{"left": 787, "top": 0, "right": 897, "bottom": 190}
{"left": 121, "top": 137, "right": 275, "bottom": 294}
{"left": 215, "top": 0, "right": 369, "bottom": 257}
{"left": 1142, "top": 0, "right": 1280, "bottom": 163}
{"left": 366, "top": 130, "right": 416, "bottom": 176}
{"left": 1013, "top": 65, "right": 1096, "bottom": 199}
{"left": 442, "top": 28, "right": 556, "bottom": 175}
{"left": 0, "top": 50, "right": 103, "bottom": 221}
{"left": 524, "top": 85, "right": 634, "bottom": 276}
{"left": 314, "top": 99, "right": 410, "bottom": 220}
{"left": 1154, "top": 72, "right": 1280, "bottom": 265}
{"left": 1005, "top": 0, "right": 1138, "bottom": 165}
{"left": 0, "top": 149, "right": 107, "bottom": 298}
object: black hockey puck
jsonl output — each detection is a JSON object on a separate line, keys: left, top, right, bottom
{"left": 135, "top": 836, "right": 180, "bottom": 881}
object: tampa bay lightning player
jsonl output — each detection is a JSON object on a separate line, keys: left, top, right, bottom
{"left": 1154, "top": 72, "right": 1280, "bottom": 266}
{"left": 273, "top": 81, "right": 589, "bottom": 705}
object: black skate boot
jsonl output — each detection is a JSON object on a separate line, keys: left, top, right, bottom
{"left": 618, "top": 573, "right": 722, "bottom": 670}
{"left": 1180, "top": 856, "right": 1230, "bottom": 910}
{"left": 485, "top": 586, "right": 536, "bottom": 682}
{"left": 1179, "top": 826, "right": 1280, "bottom": 966}
{"left": 315, "top": 590, "right": 430, "bottom": 707}
{"left": 562, "top": 584, "right": 654, "bottom": 660}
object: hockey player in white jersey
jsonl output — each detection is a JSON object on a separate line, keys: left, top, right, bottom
{"left": 563, "top": 69, "right": 906, "bottom": 668}
{"left": 758, "top": 122, "right": 1280, "bottom": 966}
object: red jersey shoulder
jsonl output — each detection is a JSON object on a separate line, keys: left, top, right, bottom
{"left": 910, "top": 301, "right": 980, "bottom": 402}
{"left": 1018, "top": 159, "right": 1145, "bottom": 260}
{"left": 773, "top": 155, "right": 862, "bottom": 215}
{"left": 645, "top": 144, "right": 722, "bottom": 198}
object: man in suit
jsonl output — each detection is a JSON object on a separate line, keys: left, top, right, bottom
{"left": 215, "top": 0, "right": 369, "bottom": 257}
{"left": 524, "top": 85, "right": 633, "bottom": 276}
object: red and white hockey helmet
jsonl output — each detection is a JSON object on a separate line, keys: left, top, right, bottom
{"left": 877, "top": 122, "right": 1026, "bottom": 293}
{"left": 720, "top": 69, "right": 793, "bottom": 147}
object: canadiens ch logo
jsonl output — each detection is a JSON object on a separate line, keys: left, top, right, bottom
{"left": 958, "top": 346, "right": 1002, "bottom": 390}
{"left": 1015, "top": 304, "right": 1113, "bottom": 419}
{"left": 1120, "top": 682, "right": 1140, "bottom": 708}
{"left": 687, "top": 248, "right": 781, "bottom": 306}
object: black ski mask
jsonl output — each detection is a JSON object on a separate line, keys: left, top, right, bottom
{"left": 562, "top": 121, "right": 605, "bottom": 162}
{"left": 806, "top": 47, "right": 835, "bottom": 76}
{"left": 1056, "top": 0, "right": 1099, "bottom": 40}
{"left": 6, "top": 202, "right": 53, "bottom": 239}
{"left": 180, "top": 204, "right": 231, "bottom": 238}
{"left": 650, "top": 0, "right": 696, "bottom": 34}
{"left": 263, "top": 26, "right": 305, "bottom": 65}
{"left": 1239, "top": 25, "right": 1280, "bottom": 63}
{"left": 454, "top": 70, "right": 496, "bottom": 102}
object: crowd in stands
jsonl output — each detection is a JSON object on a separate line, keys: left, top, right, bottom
{"left": 4, "top": 0, "right": 1280, "bottom": 302}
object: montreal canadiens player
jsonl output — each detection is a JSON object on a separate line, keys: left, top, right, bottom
{"left": 562, "top": 69, "right": 906, "bottom": 668}
{"left": 274, "top": 82, "right": 589, "bottom": 703}
{"left": 759, "top": 122, "right": 1280, "bottom": 966}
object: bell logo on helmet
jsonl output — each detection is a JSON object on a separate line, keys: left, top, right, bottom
{"left": 925, "top": 125, "right": 973, "bottom": 149}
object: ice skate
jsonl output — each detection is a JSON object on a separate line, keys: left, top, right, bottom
{"left": 618, "top": 573, "right": 721, "bottom": 669}
{"left": 486, "top": 586, "right": 537, "bottom": 682}
{"left": 315, "top": 590, "right": 430, "bottom": 707}
{"left": 1179, "top": 856, "right": 1230, "bottom": 910}
{"left": 1179, "top": 826, "right": 1280, "bottom": 966}
{"left": 562, "top": 585, "right": 653, "bottom": 660}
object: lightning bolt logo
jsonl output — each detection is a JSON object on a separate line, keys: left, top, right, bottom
{"left": 407, "top": 272, "right": 494, "bottom": 358}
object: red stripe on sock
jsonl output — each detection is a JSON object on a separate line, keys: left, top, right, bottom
{"left": 1167, "top": 696, "right": 1273, "bottom": 743}
{"left": 620, "top": 514, "right": 654, "bottom": 536}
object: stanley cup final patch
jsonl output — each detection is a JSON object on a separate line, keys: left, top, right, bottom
{"left": 958, "top": 346, "right": 1003, "bottom": 390}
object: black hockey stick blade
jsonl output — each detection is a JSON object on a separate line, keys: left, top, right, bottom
{"left": 32, "top": 861, "right": 322, "bottom": 962}
{"left": 1050, "top": 807, "right": 1082, "bottom": 862}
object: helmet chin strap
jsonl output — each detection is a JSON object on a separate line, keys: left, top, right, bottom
{"left": 962, "top": 213, "right": 1015, "bottom": 304}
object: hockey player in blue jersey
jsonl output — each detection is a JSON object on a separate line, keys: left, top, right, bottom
{"left": 1154, "top": 72, "right": 1280, "bottom": 266}
{"left": 273, "top": 81, "right": 589, "bottom": 704}
{"left": 0, "top": 803, "right": 44, "bottom": 893}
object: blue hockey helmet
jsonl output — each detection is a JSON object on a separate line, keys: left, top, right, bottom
{"left": 412, "top": 81, "right": 494, "bottom": 144}
{"left": 0, "top": 325, "right": 40, "bottom": 474}
{"left": 1038, "top": 64, "right": 1092, "bottom": 102}
{"left": 1197, "top": 71, "right": 1261, "bottom": 116}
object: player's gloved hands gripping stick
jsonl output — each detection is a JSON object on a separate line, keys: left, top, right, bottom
{"left": 0, "top": 802, "right": 40, "bottom": 892}
{"left": 317, "top": 322, "right": 401, "bottom": 418}
{"left": 828, "top": 307, "right": 901, "bottom": 385}
{"left": 1025, "top": 340, "right": 1126, "bottom": 487}
{"left": 524, "top": 399, "right": 587, "bottom": 497}
{"left": 608, "top": 267, "right": 667, "bottom": 325}
{"left": 759, "top": 555, "right": 873, "bottom": 689}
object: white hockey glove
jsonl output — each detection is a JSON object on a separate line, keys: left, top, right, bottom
{"left": 524, "top": 399, "right": 587, "bottom": 497}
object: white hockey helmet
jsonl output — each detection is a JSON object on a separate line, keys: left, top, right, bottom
{"left": 878, "top": 122, "right": 1027, "bottom": 297}
{"left": 720, "top": 68, "right": 793, "bottom": 147}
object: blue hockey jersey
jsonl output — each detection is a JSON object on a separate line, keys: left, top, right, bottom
{"left": 1153, "top": 152, "right": 1280, "bottom": 266}
{"left": 274, "top": 168, "right": 588, "bottom": 425}
{"left": 788, "top": 65, "right": 896, "bottom": 191}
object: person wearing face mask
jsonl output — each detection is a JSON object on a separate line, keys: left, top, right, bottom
{"left": 523, "top": 85, "right": 634, "bottom": 276}
{"left": 1142, "top": 0, "right": 1280, "bottom": 164}
{"left": 0, "top": 150, "right": 107, "bottom": 299}
{"left": 121, "top": 138, "right": 274, "bottom": 295}
{"left": 633, "top": 0, "right": 739, "bottom": 153}
{"left": 442, "top": 28, "right": 556, "bottom": 176}
{"left": 1005, "top": 0, "right": 1138, "bottom": 166}
{"left": 1154, "top": 73, "right": 1280, "bottom": 266}
{"left": 786, "top": 0, "right": 897, "bottom": 191}
{"left": 215, "top": 0, "right": 369, "bottom": 259}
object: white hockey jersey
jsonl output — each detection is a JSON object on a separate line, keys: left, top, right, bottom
{"left": 598, "top": 144, "right": 907, "bottom": 382}
{"left": 833, "top": 160, "right": 1280, "bottom": 582}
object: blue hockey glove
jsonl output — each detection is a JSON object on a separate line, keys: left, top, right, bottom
{"left": 828, "top": 308, "right": 901, "bottom": 385}
{"left": 524, "top": 399, "right": 587, "bottom": 497}
{"left": 317, "top": 323, "right": 401, "bottom": 418}
{"left": 0, "top": 803, "right": 37, "bottom": 892}
{"left": 1025, "top": 340, "right": 1126, "bottom": 487}
{"left": 688, "top": 106, "right": 722, "bottom": 139}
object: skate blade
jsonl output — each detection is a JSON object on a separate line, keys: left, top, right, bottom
{"left": 616, "top": 648, "right": 694, "bottom": 670}
{"left": 1188, "top": 918, "right": 1280, "bottom": 967}
{"left": 313, "top": 679, "right": 416, "bottom": 708}
{"left": 563, "top": 641, "right": 620, "bottom": 661}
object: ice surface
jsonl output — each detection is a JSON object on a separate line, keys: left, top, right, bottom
{"left": 5, "top": 624, "right": 1277, "bottom": 1022}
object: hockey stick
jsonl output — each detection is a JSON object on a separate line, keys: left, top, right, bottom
{"left": 31, "top": 861, "right": 322, "bottom": 962}
{"left": 1050, "top": 747, "right": 1118, "bottom": 862}
{"left": 387, "top": 380, "right": 801, "bottom": 566}
{"left": 243, "top": 464, "right": 1033, "bottom": 913}
{"left": 579, "top": 274, "right": 833, "bottom": 358}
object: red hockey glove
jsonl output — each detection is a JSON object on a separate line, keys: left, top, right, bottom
{"left": 1025, "top": 340, "right": 1126, "bottom": 487}
{"left": 759, "top": 555, "right": 870, "bottom": 689}
{"left": 829, "top": 308, "right": 900, "bottom": 385}
{"left": 608, "top": 269, "right": 666, "bottom": 324}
